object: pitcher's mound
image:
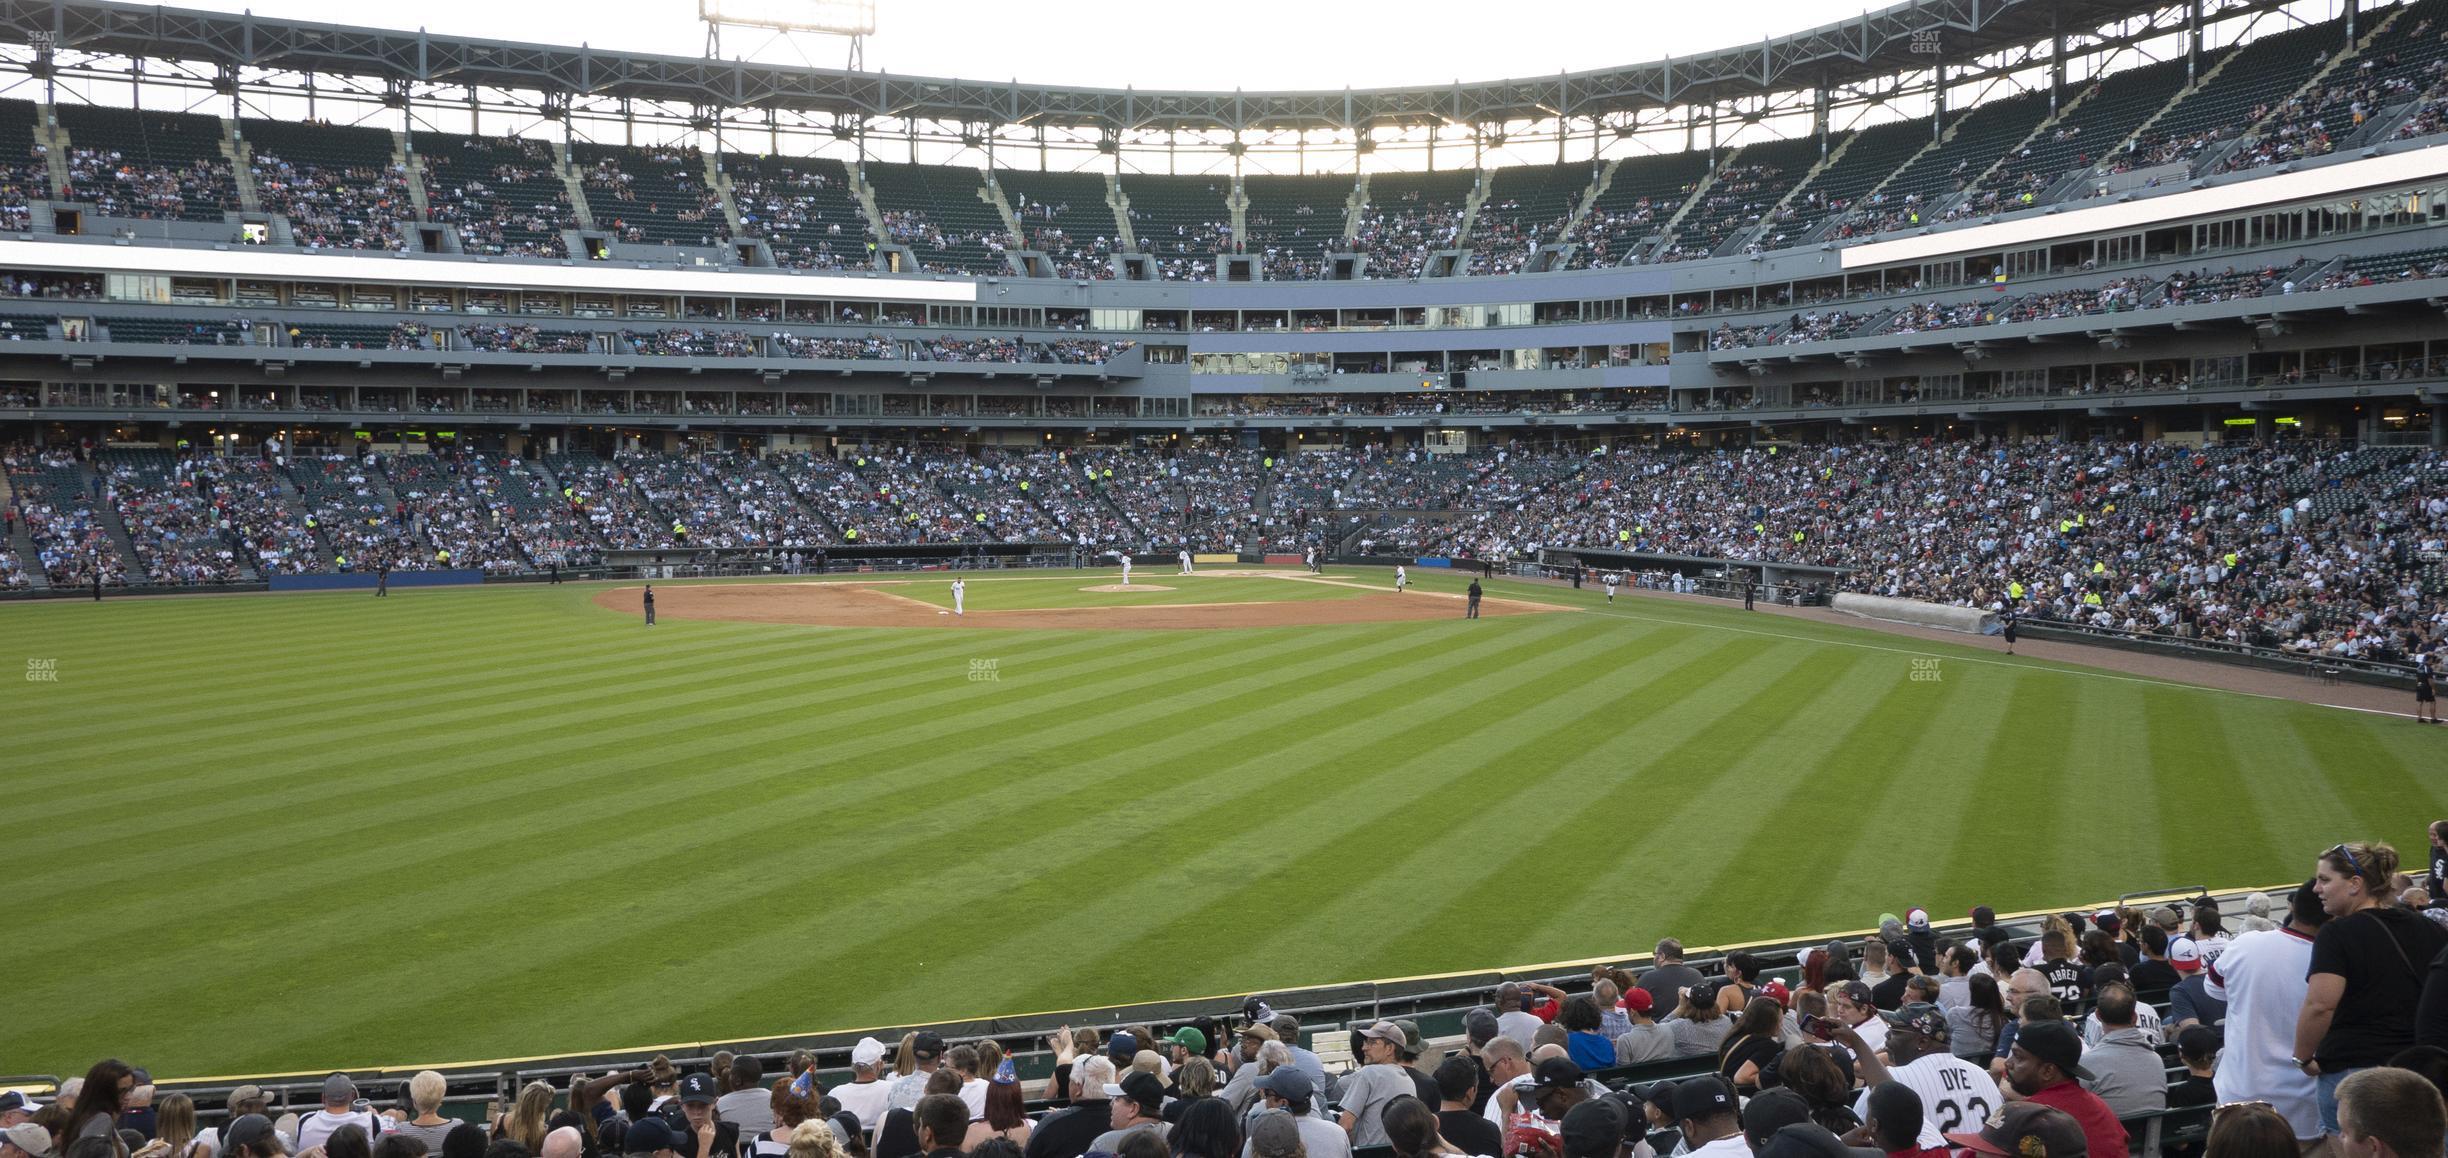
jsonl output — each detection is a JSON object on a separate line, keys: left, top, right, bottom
{"left": 1081, "top": 583, "right": 1172, "bottom": 593}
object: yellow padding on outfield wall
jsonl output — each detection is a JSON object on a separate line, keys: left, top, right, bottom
{"left": 1194, "top": 554, "right": 1240, "bottom": 564}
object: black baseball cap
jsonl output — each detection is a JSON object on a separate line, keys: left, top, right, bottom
{"left": 1529, "top": 1057, "right": 1585, "bottom": 1093}
{"left": 677, "top": 1073, "right": 719, "bottom": 1105}
{"left": 2013, "top": 1021, "right": 2095, "bottom": 1082}
{"left": 1879, "top": 1002, "right": 1950, "bottom": 1041}
{"left": 912, "top": 1031, "right": 946, "bottom": 1061}
{"left": 1101, "top": 1071, "right": 1164, "bottom": 1113}
{"left": 624, "top": 1118, "right": 679, "bottom": 1155}
{"left": 1672, "top": 1075, "right": 1736, "bottom": 1123}
{"left": 1559, "top": 1098, "right": 1628, "bottom": 1158}
{"left": 1741, "top": 1088, "right": 1813, "bottom": 1152}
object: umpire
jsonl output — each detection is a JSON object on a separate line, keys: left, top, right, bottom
{"left": 1466, "top": 578, "right": 1483, "bottom": 619}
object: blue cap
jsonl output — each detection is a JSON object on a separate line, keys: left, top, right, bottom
{"left": 625, "top": 1118, "right": 677, "bottom": 1154}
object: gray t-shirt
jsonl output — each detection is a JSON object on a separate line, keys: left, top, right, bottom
{"left": 1336, "top": 1064, "right": 1416, "bottom": 1148}
{"left": 1089, "top": 1120, "right": 1166, "bottom": 1153}
{"left": 1615, "top": 1023, "right": 1676, "bottom": 1066}
{"left": 717, "top": 1090, "right": 775, "bottom": 1136}
{"left": 393, "top": 1120, "right": 463, "bottom": 1154}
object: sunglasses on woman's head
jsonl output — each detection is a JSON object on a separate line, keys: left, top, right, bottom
{"left": 2330, "top": 843, "right": 2363, "bottom": 876}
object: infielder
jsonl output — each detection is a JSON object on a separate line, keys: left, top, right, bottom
{"left": 1178, "top": 548, "right": 1192, "bottom": 575}
{"left": 1603, "top": 571, "right": 1620, "bottom": 603}
{"left": 951, "top": 577, "right": 966, "bottom": 616}
{"left": 1394, "top": 565, "right": 1408, "bottom": 593}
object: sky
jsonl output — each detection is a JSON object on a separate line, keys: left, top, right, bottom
{"left": 162, "top": 0, "right": 1858, "bottom": 91}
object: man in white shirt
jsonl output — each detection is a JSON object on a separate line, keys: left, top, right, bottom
{"left": 296, "top": 1075, "right": 392, "bottom": 1154}
{"left": 2206, "top": 880, "right": 2327, "bottom": 1144}
{"left": 830, "top": 1039, "right": 892, "bottom": 1133}
{"left": 1830, "top": 981, "right": 1889, "bottom": 1059}
{"left": 1838, "top": 1004, "right": 2001, "bottom": 1149}
{"left": 1671, "top": 1076, "right": 1750, "bottom": 1158}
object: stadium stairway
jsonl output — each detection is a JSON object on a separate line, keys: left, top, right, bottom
{"left": 2194, "top": 11, "right": 2397, "bottom": 176}
{"left": 221, "top": 117, "right": 260, "bottom": 213}
{"left": 1727, "top": 129, "right": 1858, "bottom": 253}
{"left": 34, "top": 105, "right": 66, "bottom": 200}
{"left": 84, "top": 463, "right": 146, "bottom": 580}
{"left": 394, "top": 131, "right": 430, "bottom": 222}
{"left": 552, "top": 141, "right": 596, "bottom": 231}
{"left": 1554, "top": 157, "right": 1619, "bottom": 244}
{"left": 1102, "top": 172, "right": 1137, "bottom": 252}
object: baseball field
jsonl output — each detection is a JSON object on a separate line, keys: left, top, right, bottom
{"left": 3, "top": 566, "right": 2433, "bottom": 1079}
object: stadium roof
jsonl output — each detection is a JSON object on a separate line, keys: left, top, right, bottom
{"left": 0, "top": 0, "right": 2187, "bottom": 132}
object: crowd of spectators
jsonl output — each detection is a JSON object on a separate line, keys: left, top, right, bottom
{"left": 1348, "top": 190, "right": 1463, "bottom": 279}
{"left": 463, "top": 325, "right": 596, "bottom": 355}
{"left": 251, "top": 144, "right": 417, "bottom": 251}
{"left": 620, "top": 329, "right": 759, "bottom": 358}
{"left": 10, "top": 440, "right": 2443, "bottom": 665}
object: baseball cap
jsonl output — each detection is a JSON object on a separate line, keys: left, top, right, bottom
{"left": 1529, "top": 1058, "right": 1585, "bottom": 1094}
{"left": 2013, "top": 1021, "right": 2095, "bottom": 1082}
{"left": 1559, "top": 1098, "right": 1628, "bottom": 1158}
{"left": 1619, "top": 988, "right": 1654, "bottom": 1014}
{"left": 1105, "top": 1031, "right": 1138, "bottom": 1062}
{"left": 4, "top": 1124, "right": 53, "bottom": 1158}
{"left": 850, "top": 1037, "right": 887, "bottom": 1067}
{"left": 1905, "top": 908, "right": 1930, "bottom": 931}
{"left": 1672, "top": 1075, "right": 1736, "bottom": 1122}
{"left": 1465, "top": 1009, "right": 1501, "bottom": 1045}
{"left": 1394, "top": 1019, "right": 1427, "bottom": 1059}
{"left": 1759, "top": 1124, "right": 1885, "bottom": 1158}
{"left": 1242, "top": 997, "right": 1276, "bottom": 1025}
{"left": 911, "top": 1031, "right": 946, "bottom": 1061}
{"left": 0, "top": 1093, "right": 38, "bottom": 1116}
{"left": 1833, "top": 980, "right": 1873, "bottom": 1007}
{"left": 678, "top": 1072, "right": 719, "bottom": 1105}
{"left": 2170, "top": 938, "right": 2203, "bottom": 973}
{"left": 225, "top": 1085, "right": 267, "bottom": 1108}
{"left": 1741, "top": 1088, "right": 1814, "bottom": 1151}
{"left": 623, "top": 1117, "right": 679, "bottom": 1155}
{"left": 1168, "top": 1026, "right": 1207, "bottom": 1055}
{"left": 1254, "top": 1068, "right": 1314, "bottom": 1105}
{"left": 1944, "top": 1102, "right": 2088, "bottom": 1158}
{"left": 1356, "top": 1021, "right": 1407, "bottom": 1049}
{"left": 1758, "top": 979, "right": 1791, "bottom": 1008}
{"left": 221, "top": 1115, "right": 276, "bottom": 1158}
{"left": 1878, "top": 1002, "right": 1950, "bottom": 1041}
{"left": 321, "top": 1074, "right": 357, "bottom": 1104}
{"left": 1249, "top": 1114, "right": 1302, "bottom": 1158}
{"left": 1100, "top": 1071, "right": 1164, "bottom": 1113}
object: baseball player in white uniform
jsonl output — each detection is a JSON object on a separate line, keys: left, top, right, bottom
{"left": 1394, "top": 566, "right": 1408, "bottom": 593}
{"left": 1603, "top": 571, "right": 1621, "bottom": 603}
{"left": 1178, "top": 549, "right": 1192, "bottom": 575}
{"left": 1119, "top": 553, "right": 1132, "bottom": 585}
{"left": 951, "top": 577, "right": 965, "bottom": 615}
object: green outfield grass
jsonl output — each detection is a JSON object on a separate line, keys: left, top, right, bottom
{"left": 2, "top": 566, "right": 2436, "bottom": 1078}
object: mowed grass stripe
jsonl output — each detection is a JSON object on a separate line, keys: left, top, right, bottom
{"left": 213, "top": 618, "right": 1613, "bottom": 1068}
{"left": 18, "top": 626, "right": 970, "bottom": 800}
{"left": 1344, "top": 637, "right": 1818, "bottom": 977}
{"left": 2278, "top": 706, "right": 2445, "bottom": 838}
{"left": 1508, "top": 646, "right": 1880, "bottom": 959}
{"left": 1819, "top": 666, "right": 2017, "bottom": 910}
{"left": 1936, "top": 673, "right": 2082, "bottom": 899}
{"left": 1656, "top": 670, "right": 1969, "bottom": 944}
{"left": 20, "top": 627, "right": 1266, "bottom": 936}
{"left": 2140, "top": 685, "right": 2274, "bottom": 889}
{"left": 1019, "top": 629, "right": 1746, "bottom": 1008}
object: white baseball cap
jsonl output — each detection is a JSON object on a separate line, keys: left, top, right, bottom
{"left": 850, "top": 1037, "right": 887, "bottom": 1067}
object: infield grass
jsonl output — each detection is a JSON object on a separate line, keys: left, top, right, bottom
{"left": 2, "top": 566, "right": 2436, "bottom": 1077}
